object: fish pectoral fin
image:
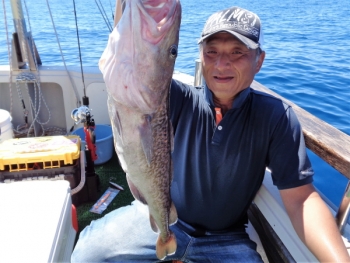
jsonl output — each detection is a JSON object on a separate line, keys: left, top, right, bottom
{"left": 126, "top": 175, "right": 148, "bottom": 205}
{"left": 149, "top": 214, "right": 159, "bottom": 233}
{"left": 156, "top": 231, "right": 177, "bottom": 260}
{"left": 139, "top": 114, "right": 153, "bottom": 166}
{"left": 169, "top": 202, "right": 178, "bottom": 225}
{"left": 108, "top": 96, "right": 124, "bottom": 146}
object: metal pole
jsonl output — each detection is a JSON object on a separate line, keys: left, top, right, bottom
{"left": 10, "top": 0, "right": 40, "bottom": 70}
{"left": 194, "top": 58, "right": 205, "bottom": 87}
{"left": 336, "top": 180, "right": 350, "bottom": 233}
{"left": 10, "top": 0, "right": 28, "bottom": 64}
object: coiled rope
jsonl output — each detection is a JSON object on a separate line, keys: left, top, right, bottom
{"left": 1, "top": 0, "right": 81, "bottom": 137}
{"left": 1, "top": 0, "right": 115, "bottom": 137}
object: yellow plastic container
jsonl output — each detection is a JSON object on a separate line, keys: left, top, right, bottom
{"left": 0, "top": 135, "right": 80, "bottom": 172}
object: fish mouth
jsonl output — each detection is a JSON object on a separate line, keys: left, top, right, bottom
{"left": 138, "top": 0, "right": 180, "bottom": 44}
{"left": 142, "top": 0, "right": 176, "bottom": 24}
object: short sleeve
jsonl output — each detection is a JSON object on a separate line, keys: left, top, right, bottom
{"left": 170, "top": 79, "right": 185, "bottom": 131}
{"left": 267, "top": 106, "right": 314, "bottom": 189}
{"left": 170, "top": 79, "right": 203, "bottom": 133}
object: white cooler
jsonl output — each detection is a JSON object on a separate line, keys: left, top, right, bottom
{"left": 0, "top": 180, "right": 77, "bottom": 262}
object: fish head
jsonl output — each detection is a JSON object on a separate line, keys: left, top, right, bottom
{"left": 100, "top": 0, "right": 182, "bottom": 113}
{"left": 134, "top": 1, "right": 181, "bottom": 66}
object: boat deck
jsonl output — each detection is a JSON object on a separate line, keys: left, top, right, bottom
{"left": 75, "top": 152, "right": 133, "bottom": 237}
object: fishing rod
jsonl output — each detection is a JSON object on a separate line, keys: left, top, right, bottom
{"left": 71, "top": 0, "right": 100, "bottom": 202}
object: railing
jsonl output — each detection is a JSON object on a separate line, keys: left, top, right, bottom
{"left": 194, "top": 59, "right": 350, "bottom": 233}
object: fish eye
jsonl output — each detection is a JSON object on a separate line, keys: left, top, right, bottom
{"left": 169, "top": 45, "right": 178, "bottom": 59}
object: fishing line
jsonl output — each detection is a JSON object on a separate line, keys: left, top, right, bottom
{"left": 72, "top": 0, "right": 87, "bottom": 97}
{"left": 45, "top": 0, "right": 81, "bottom": 107}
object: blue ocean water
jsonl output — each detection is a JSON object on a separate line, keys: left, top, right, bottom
{"left": 1, "top": 0, "right": 349, "bottom": 207}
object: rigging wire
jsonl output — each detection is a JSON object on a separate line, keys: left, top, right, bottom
{"left": 95, "top": 0, "right": 113, "bottom": 32}
{"left": 45, "top": 0, "right": 81, "bottom": 107}
{"left": 72, "top": 0, "right": 87, "bottom": 97}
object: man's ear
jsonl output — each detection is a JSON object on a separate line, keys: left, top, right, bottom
{"left": 255, "top": 51, "right": 265, "bottom": 73}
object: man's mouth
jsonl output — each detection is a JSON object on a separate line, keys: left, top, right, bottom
{"left": 214, "top": 76, "right": 234, "bottom": 81}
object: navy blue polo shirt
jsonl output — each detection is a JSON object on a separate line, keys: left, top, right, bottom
{"left": 169, "top": 79, "right": 313, "bottom": 232}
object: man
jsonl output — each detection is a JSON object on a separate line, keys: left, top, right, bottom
{"left": 72, "top": 6, "right": 350, "bottom": 262}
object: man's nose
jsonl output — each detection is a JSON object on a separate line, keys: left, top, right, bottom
{"left": 215, "top": 53, "right": 231, "bottom": 69}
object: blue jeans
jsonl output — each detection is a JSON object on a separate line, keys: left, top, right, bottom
{"left": 71, "top": 200, "right": 263, "bottom": 262}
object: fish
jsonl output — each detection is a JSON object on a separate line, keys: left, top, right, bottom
{"left": 99, "top": 0, "right": 181, "bottom": 260}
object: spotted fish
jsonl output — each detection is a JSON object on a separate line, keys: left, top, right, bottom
{"left": 99, "top": 0, "right": 181, "bottom": 259}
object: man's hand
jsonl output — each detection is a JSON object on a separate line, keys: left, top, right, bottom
{"left": 280, "top": 183, "right": 350, "bottom": 262}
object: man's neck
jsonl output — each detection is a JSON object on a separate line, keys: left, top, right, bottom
{"left": 213, "top": 97, "right": 233, "bottom": 116}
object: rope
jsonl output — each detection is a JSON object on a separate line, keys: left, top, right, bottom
{"left": 45, "top": 0, "right": 81, "bottom": 107}
{"left": 72, "top": 0, "right": 87, "bottom": 97}
{"left": 22, "top": 1, "right": 50, "bottom": 136}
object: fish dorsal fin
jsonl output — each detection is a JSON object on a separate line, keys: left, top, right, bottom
{"left": 139, "top": 114, "right": 153, "bottom": 166}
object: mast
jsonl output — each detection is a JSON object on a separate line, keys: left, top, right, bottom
{"left": 10, "top": 0, "right": 41, "bottom": 70}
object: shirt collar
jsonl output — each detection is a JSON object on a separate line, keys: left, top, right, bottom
{"left": 204, "top": 84, "right": 251, "bottom": 110}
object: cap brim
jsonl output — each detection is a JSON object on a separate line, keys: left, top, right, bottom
{"left": 198, "top": 30, "right": 260, "bottom": 49}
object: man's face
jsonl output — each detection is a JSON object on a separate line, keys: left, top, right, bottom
{"left": 201, "top": 33, "right": 264, "bottom": 102}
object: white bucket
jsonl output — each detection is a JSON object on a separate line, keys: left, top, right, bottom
{"left": 0, "top": 109, "right": 14, "bottom": 144}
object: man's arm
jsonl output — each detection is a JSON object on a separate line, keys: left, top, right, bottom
{"left": 114, "top": 0, "right": 125, "bottom": 27}
{"left": 280, "top": 183, "right": 350, "bottom": 262}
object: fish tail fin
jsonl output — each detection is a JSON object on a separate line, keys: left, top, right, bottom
{"left": 156, "top": 232, "right": 177, "bottom": 260}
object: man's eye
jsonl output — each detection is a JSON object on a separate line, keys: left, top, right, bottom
{"left": 232, "top": 51, "right": 243, "bottom": 55}
{"left": 207, "top": 51, "right": 216, "bottom": 54}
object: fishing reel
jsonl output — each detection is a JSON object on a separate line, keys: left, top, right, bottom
{"left": 71, "top": 104, "right": 98, "bottom": 162}
{"left": 71, "top": 105, "right": 92, "bottom": 125}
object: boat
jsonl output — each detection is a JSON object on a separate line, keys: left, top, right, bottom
{"left": 1, "top": 0, "right": 350, "bottom": 262}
